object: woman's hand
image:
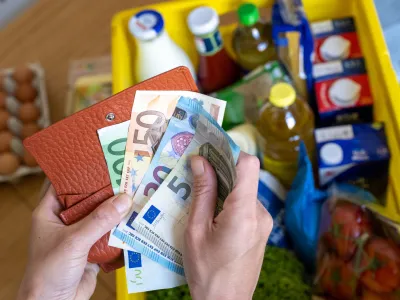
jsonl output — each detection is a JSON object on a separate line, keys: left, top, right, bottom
{"left": 18, "top": 186, "right": 132, "bottom": 300}
{"left": 184, "top": 153, "right": 273, "bottom": 300}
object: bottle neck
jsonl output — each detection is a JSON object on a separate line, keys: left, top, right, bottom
{"left": 194, "top": 29, "right": 223, "bottom": 56}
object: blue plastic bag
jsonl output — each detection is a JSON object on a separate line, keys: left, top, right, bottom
{"left": 284, "top": 143, "right": 327, "bottom": 270}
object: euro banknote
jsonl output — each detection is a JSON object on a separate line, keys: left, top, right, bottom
{"left": 118, "top": 96, "right": 223, "bottom": 234}
{"left": 119, "top": 91, "right": 225, "bottom": 197}
{"left": 98, "top": 118, "right": 185, "bottom": 276}
{"left": 113, "top": 95, "right": 226, "bottom": 271}
{"left": 199, "top": 141, "right": 237, "bottom": 215}
{"left": 132, "top": 113, "right": 240, "bottom": 265}
{"left": 98, "top": 122, "right": 186, "bottom": 292}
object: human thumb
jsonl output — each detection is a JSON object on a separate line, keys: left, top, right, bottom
{"left": 188, "top": 156, "right": 218, "bottom": 228}
{"left": 70, "top": 193, "right": 132, "bottom": 251}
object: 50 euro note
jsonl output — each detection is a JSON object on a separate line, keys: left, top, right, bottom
{"left": 132, "top": 113, "right": 240, "bottom": 266}
{"left": 112, "top": 95, "right": 226, "bottom": 272}
{"left": 119, "top": 91, "right": 225, "bottom": 197}
{"left": 98, "top": 122, "right": 186, "bottom": 293}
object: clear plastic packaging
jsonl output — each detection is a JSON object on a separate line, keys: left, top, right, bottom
{"left": 315, "top": 184, "right": 400, "bottom": 299}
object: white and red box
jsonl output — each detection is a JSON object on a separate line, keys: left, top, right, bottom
{"left": 311, "top": 17, "right": 363, "bottom": 63}
{"left": 313, "top": 58, "right": 373, "bottom": 127}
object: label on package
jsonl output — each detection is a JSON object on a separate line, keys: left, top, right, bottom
{"left": 316, "top": 123, "right": 390, "bottom": 198}
{"left": 311, "top": 17, "right": 362, "bottom": 63}
{"left": 257, "top": 170, "right": 289, "bottom": 248}
{"left": 314, "top": 58, "right": 373, "bottom": 126}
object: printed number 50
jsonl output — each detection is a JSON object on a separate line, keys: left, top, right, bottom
{"left": 167, "top": 177, "right": 191, "bottom": 201}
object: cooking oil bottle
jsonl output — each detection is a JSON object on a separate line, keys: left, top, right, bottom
{"left": 257, "top": 82, "right": 315, "bottom": 187}
{"left": 232, "top": 3, "right": 277, "bottom": 72}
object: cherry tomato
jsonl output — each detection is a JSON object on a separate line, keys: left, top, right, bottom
{"left": 324, "top": 202, "right": 372, "bottom": 260}
{"left": 361, "top": 288, "right": 399, "bottom": 300}
{"left": 360, "top": 238, "right": 400, "bottom": 293}
{"left": 320, "top": 256, "right": 358, "bottom": 300}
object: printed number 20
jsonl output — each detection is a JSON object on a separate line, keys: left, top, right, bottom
{"left": 167, "top": 177, "right": 191, "bottom": 201}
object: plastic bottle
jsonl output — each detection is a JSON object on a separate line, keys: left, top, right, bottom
{"left": 129, "top": 10, "right": 196, "bottom": 82}
{"left": 232, "top": 3, "right": 277, "bottom": 72}
{"left": 257, "top": 82, "right": 315, "bottom": 187}
{"left": 187, "top": 6, "right": 241, "bottom": 94}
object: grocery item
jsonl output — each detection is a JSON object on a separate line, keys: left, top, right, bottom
{"left": 0, "top": 131, "right": 13, "bottom": 152}
{"left": 15, "top": 83, "right": 38, "bottom": 103}
{"left": 315, "top": 186, "right": 400, "bottom": 300}
{"left": 18, "top": 103, "right": 41, "bottom": 122}
{"left": 212, "top": 61, "right": 291, "bottom": 129}
{"left": 0, "top": 91, "right": 6, "bottom": 108}
{"left": 0, "top": 152, "right": 20, "bottom": 175}
{"left": 258, "top": 169, "right": 289, "bottom": 248}
{"left": 147, "top": 246, "right": 311, "bottom": 300}
{"left": 0, "top": 63, "right": 49, "bottom": 182}
{"left": 315, "top": 123, "right": 390, "bottom": 199}
{"left": 0, "top": 110, "right": 9, "bottom": 130}
{"left": 227, "top": 123, "right": 258, "bottom": 156}
{"left": 313, "top": 58, "right": 373, "bottom": 126}
{"left": 13, "top": 65, "right": 35, "bottom": 83}
{"left": 187, "top": 6, "right": 241, "bottom": 93}
{"left": 232, "top": 3, "right": 277, "bottom": 71}
{"left": 311, "top": 17, "right": 362, "bottom": 63}
{"left": 285, "top": 142, "right": 327, "bottom": 269}
{"left": 257, "top": 82, "right": 315, "bottom": 187}
{"left": 66, "top": 56, "right": 112, "bottom": 116}
{"left": 272, "top": 0, "right": 314, "bottom": 101}
{"left": 276, "top": 0, "right": 305, "bottom": 26}
{"left": 129, "top": 10, "right": 196, "bottom": 82}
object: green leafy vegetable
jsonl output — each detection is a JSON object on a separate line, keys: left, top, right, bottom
{"left": 146, "top": 246, "right": 311, "bottom": 300}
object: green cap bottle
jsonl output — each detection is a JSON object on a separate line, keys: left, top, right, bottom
{"left": 238, "top": 3, "right": 260, "bottom": 27}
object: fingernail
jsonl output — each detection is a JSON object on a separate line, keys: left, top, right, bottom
{"left": 191, "top": 157, "right": 204, "bottom": 176}
{"left": 112, "top": 194, "right": 132, "bottom": 215}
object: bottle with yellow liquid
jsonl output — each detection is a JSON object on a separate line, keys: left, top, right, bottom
{"left": 257, "top": 83, "right": 315, "bottom": 188}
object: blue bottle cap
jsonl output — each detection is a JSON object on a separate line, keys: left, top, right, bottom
{"left": 129, "top": 9, "right": 164, "bottom": 41}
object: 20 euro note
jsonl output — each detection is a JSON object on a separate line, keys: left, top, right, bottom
{"left": 98, "top": 122, "right": 186, "bottom": 293}
{"left": 132, "top": 113, "right": 240, "bottom": 265}
{"left": 119, "top": 91, "right": 225, "bottom": 197}
{"left": 117, "top": 96, "right": 226, "bottom": 243}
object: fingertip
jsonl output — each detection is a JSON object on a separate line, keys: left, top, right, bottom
{"left": 191, "top": 156, "right": 205, "bottom": 177}
{"left": 112, "top": 193, "right": 133, "bottom": 217}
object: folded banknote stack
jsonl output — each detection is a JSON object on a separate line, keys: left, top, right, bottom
{"left": 97, "top": 90, "right": 240, "bottom": 293}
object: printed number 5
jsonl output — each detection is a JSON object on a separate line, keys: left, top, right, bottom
{"left": 167, "top": 177, "right": 191, "bottom": 201}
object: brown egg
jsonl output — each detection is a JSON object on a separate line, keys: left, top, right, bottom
{"left": 21, "top": 123, "right": 41, "bottom": 139}
{"left": 13, "top": 66, "right": 35, "bottom": 83}
{"left": 0, "top": 131, "right": 13, "bottom": 152}
{"left": 15, "top": 84, "right": 38, "bottom": 103}
{"left": 0, "top": 74, "right": 4, "bottom": 91}
{"left": 23, "top": 150, "right": 38, "bottom": 167}
{"left": 19, "top": 103, "right": 40, "bottom": 122}
{"left": 0, "top": 91, "right": 6, "bottom": 108}
{"left": 0, "top": 152, "right": 20, "bottom": 175}
{"left": 0, "top": 110, "right": 9, "bottom": 131}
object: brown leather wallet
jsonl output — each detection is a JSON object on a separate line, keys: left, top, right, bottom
{"left": 24, "top": 67, "right": 198, "bottom": 272}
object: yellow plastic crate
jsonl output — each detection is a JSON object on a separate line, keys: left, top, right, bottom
{"left": 111, "top": 1, "right": 400, "bottom": 299}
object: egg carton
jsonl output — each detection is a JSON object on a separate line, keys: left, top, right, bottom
{"left": 0, "top": 63, "right": 50, "bottom": 182}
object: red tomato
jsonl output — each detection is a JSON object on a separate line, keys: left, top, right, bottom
{"left": 360, "top": 238, "right": 400, "bottom": 293}
{"left": 361, "top": 288, "right": 399, "bottom": 300}
{"left": 324, "top": 202, "right": 372, "bottom": 260}
{"left": 320, "top": 256, "right": 358, "bottom": 300}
